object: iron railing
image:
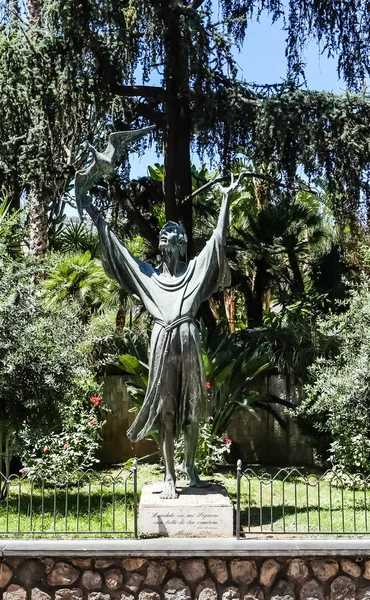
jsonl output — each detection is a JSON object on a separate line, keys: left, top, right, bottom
{"left": 3, "top": 460, "right": 368, "bottom": 539}
{"left": 0, "top": 461, "right": 138, "bottom": 537}
{"left": 236, "top": 461, "right": 370, "bottom": 538}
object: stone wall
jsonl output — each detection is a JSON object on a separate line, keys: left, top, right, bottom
{"left": 1, "top": 555, "right": 369, "bottom": 600}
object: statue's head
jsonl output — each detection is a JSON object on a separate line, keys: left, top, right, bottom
{"left": 158, "top": 221, "right": 188, "bottom": 259}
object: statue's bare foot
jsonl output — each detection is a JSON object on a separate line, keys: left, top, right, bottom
{"left": 160, "top": 480, "right": 178, "bottom": 499}
{"left": 189, "top": 478, "right": 210, "bottom": 488}
{"left": 188, "top": 469, "right": 211, "bottom": 488}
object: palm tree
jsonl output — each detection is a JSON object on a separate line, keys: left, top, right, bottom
{"left": 50, "top": 220, "right": 100, "bottom": 258}
{"left": 277, "top": 194, "right": 325, "bottom": 295}
{"left": 25, "top": 0, "right": 48, "bottom": 257}
{"left": 200, "top": 323, "right": 296, "bottom": 434}
{"left": 42, "top": 251, "right": 120, "bottom": 319}
{"left": 231, "top": 189, "right": 326, "bottom": 327}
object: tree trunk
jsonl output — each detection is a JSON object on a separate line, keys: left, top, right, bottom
{"left": 115, "top": 308, "right": 126, "bottom": 329}
{"left": 4, "top": 432, "right": 11, "bottom": 479}
{"left": 264, "top": 289, "right": 271, "bottom": 315}
{"left": 246, "top": 287, "right": 263, "bottom": 328}
{"left": 253, "top": 260, "right": 269, "bottom": 327}
{"left": 254, "top": 181, "right": 270, "bottom": 209}
{"left": 208, "top": 297, "right": 220, "bottom": 323}
{"left": 243, "top": 283, "right": 255, "bottom": 328}
{"left": 0, "top": 428, "right": 3, "bottom": 476}
{"left": 28, "top": 187, "right": 48, "bottom": 257}
{"left": 27, "top": 0, "right": 48, "bottom": 257}
{"left": 224, "top": 288, "right": 236, "bottom": 332}
{"left": 242, "top": 282, "right": 262, "bottom": 329}
{"left": 162, "top": 4, "right": 193, "bottom": 253}
{"left": 287, "top": 249, "right": 305, "bottom": 295}
{"left": 27, "top": 0, "right": 41, "bottom": 25}
{"left": 242, "top": 260, "right": 269, "bottom": 328}
{"left": 197, "top": 301, "right": 217, "bottom": 331}
{"left": 0, "top": 427, "right": 12, "bottom": 500}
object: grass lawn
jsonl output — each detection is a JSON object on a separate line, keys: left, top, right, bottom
{"left": 0, "top": 463, "right": 161, "bottom": 538}
{"left": 0, "top": 464, "right": 369, "bottom": 537}
{"left": 222, "top": 467, "right": 370, "bottom": 536}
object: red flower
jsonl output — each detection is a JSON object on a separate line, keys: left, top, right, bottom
{"left": 226, "top": 438, "right": 232, "bottom": 445}
{"left": 20, "top": 467, "right": 27, "bottom": 475}
{"left": 90, "top": 396, "right": 101, "bottom": 407}
{"left": 63, "top": 443, "right": 70, "bottom": 450}
{"left": 43, "top": 446, "right": 49, "bottom": 453}
{"left": 206, "top": 382, "right": 211, "bottom": 389}
{"left": 89, "top": 419, "right": 97, "bottom": 425}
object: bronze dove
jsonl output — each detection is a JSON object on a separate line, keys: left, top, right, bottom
{"left": 75, "top": 125, "right": 155, "bottom": 219}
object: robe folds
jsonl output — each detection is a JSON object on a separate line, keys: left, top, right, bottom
{"left": 96, "top": 216, "right": 231, "bottom": 441}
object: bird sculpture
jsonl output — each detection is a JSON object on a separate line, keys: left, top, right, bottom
{"left": 74, "top": 125, "right": 155, "bottom": 220}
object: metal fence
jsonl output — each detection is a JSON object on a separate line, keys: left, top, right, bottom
{"left": 0, "top": 462, "right": 138, "bottom": 537}
{"left": 3, "top": 460, "right": 369, "bottom": 539}
{"left": 236, "top": 461, "right": 370, "bottom": 538}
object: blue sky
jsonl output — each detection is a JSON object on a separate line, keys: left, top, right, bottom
{"left": 235, "top": 13, "right": 343, "bottom": 91}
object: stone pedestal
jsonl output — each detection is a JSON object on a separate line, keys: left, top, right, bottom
{"left": 138, "top": 482, "right": 234, "bottom": 537}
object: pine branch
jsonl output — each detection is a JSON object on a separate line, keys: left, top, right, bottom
{"left": 112, "top": 85, "right": 165, "bottom": 99}
{"left": 189, "top": 0, "right": 207, "bottom": 8}
{"left": 181, "top": 172, "right": 320, "bottom": 204}
{"left": 133, "top": 103, "right": 165, "bottom": 127}
{"left": 235, "top": 94, "right": 260, "bottom": 106}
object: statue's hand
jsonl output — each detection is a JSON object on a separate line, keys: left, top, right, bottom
{"left": 80, "top": 190, "right": 91, "bottom": 212}
{"left": 75, "top": 187, "right": 100, "bottom": 224}
{"left": 84, "top": 201, "right": 101, "bottom": 226}
{"left": 217, "top": 172, "right": 246, "bottom": 197}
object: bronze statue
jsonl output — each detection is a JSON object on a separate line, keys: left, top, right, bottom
{"left": 75, "top": 127, "right": 242, "bottom": 499}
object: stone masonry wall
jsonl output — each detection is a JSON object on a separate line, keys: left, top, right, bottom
{"left": 1, "top": 556, "right": 370, "bottom": 600}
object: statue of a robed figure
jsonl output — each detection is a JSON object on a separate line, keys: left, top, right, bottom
{"left": 75, "top": 126, "right": 242, "bottom": 499}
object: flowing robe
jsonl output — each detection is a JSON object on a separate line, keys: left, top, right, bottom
{"left": 96, "top": 216, "right": 231, "bottom": 441}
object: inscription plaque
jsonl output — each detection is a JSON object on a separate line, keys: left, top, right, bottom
{"left": 139, "top": 482, "right": 234, "bottom": 537}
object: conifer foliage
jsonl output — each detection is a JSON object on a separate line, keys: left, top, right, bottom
{"left": 2, "top": 0, "right": 370, "bottom": 252}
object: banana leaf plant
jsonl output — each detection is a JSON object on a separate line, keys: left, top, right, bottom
{"left": 199, "top": 322, "right": 295, "bottom": 435}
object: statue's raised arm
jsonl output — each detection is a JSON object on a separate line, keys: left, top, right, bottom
{"left": 73, "top": 126, "right": 156, "bottom": 301}
{"left": 215, "top": 172, "right": 245, "bottom": 242}
{"left": 189, "top": 171, "right": 246, "bottom": 302}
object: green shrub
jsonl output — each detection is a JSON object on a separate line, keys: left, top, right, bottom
{"left": 294, "top": 283, "right": 370, "bottom": 473}
{"left": 0, "top": 253, "right": 104, "bottom": 480}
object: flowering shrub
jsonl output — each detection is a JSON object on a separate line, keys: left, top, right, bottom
{"left": 19, "top": 403, "right": 104, "bottom": 482}
{"left": 0, "top": 253, "right": 106, "bottom": 481}
{"left": 90, "top": 396, "right": 101, "bottom": 407}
